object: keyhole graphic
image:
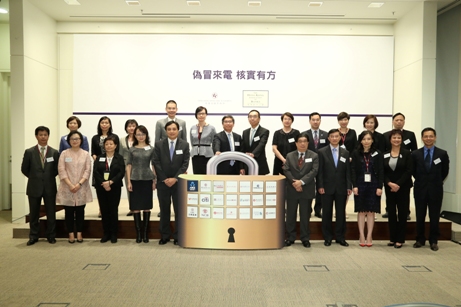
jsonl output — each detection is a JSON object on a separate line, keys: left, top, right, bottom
{"left": 228, "top": 228, "right": 235, "bottom": 243}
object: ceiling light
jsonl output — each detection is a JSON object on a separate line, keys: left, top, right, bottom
{"left": 187, "top": 1, "right": 201, "bottom": 6}
{"left": 308, "top": 2, "right": 323, "bottom": 7}
{"left": 248, "top": 1, "right": 261, "bottom": 7}
{"left": 0, "top": 8, "right": 8, "bottom": 14}
{"left": 126, "top": 0, "right": 140, "bottom": 5}
{"left": 63, "top": 0, "right": 81, "bottom": 5}
{"left": 368, "top": 2, "right": 384, "bottom": 8}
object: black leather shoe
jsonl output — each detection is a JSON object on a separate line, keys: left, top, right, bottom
{"left": 407, "top": 214, "right": 411, "bottom": 220}
{"left": 100, "top": 236, "right": 110, "bottom": 243}
{"left": 173, "top": 240, "right": 179, "bottom": 245}
{"left": 413, "top": 242, "right": 424, "bottom": 248}
{"left": 27, "top": 238, "right": 38, "bottom": 246}
{"left": 335, "top": 240, "right": 349, "bottom": 247}
{"left": 284, "top": 240, "right": 294, "bottom": 246}
{"left": 324, "top": 240, "right": 332, "bottom": 246}
{"left": 47, "top": 238, "right": 56, "bottom": 244}
{"left": 314, "top": 213, "right": 322, "bottom": 218}
{"left": 111, "top": 237, "right": 118, "bottom": 244}
{"left": 302, "top": 241, "right": 311, "bottom": 248}
{"left": 382, "top": 212, "right": 389, "bottom": 218}
{"left": 430, "top": 243, "right": 439, "bottom": 251}
{"left": 387, "top": 242, "right": 395, "bottom": 246}
{"left": 159, "top": 239, "right": 170, "bottom": 245}
{"left": 126, "top": 212, "right": 133, "bottom": 216}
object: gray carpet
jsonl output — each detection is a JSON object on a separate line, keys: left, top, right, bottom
{"left": 1, "top": 211, "right": 461, "bottom": 307}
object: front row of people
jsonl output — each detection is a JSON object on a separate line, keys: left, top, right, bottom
{"left": 284, "top": 128, "right": 449, "bottom": 251}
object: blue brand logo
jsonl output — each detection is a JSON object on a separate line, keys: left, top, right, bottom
{"left": 187, "top": 180, "right": 198, "bottom": 192}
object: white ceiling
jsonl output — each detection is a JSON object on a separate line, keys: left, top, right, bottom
{"left": 0, "top": 0, "right": 456, "bottom": 24}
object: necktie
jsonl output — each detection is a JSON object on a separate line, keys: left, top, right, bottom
{"left": 250, "top": 129, "right": 256, "bottom": 146}
{"left": 40, "top": 147, "right": 45, "bottom": 168}
{"left": 314, "top": 131, "right": 319, "bottom": 149}
{"left": 425, "top": 149, "right": 431, "bottom": 172}
{"left": 298, "top": 153, "right": 304, "bottom": 167}
{"left": 333, "top": 148, "right": 338, "bottom": 167}
{"left": 169, "top": 141, "right": 174, "bottom": 161}
{"left": 228, "top": 133, "right": 235, "bottom": 166}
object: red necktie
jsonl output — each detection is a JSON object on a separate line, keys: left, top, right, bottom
{"left": 298, "top": 153, "right": 304, "bottom": 167}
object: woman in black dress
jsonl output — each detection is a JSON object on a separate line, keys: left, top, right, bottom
{"left": 358, "top": 114, "right": 386, "bottom": 153}
{"left": 337, "top": 111, "right": 357, "bottom": 153}
{"left": 271, "top": 112, "right": 300, "bottom": 175}
{"left": 93, "top": 135, "right": 125, "bottom": 243}
{"left": 351, "top": 131, "right": 383, "bottom": 247}
{"left": 126, "top": 125, "right": 157, "bottom": 243}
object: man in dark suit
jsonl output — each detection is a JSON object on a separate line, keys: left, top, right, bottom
{"left": 212, "top": 115, "right": 242, "bottom": 175}
{"left": 153, "top": 121, "right": 190, "bottom": 245}
{"left": 154, "top": 100, "right": 187, "bottom": 143}
{"left": 383, "top": 112, "right": 417, "bottom": 219}
{"left": 21, "top": 126, "right": 60, "bottom": 245}
{"left": 283, "top": 133, "right": 318, "bottom": 248}
{"left": 302, "top": 112, "right": 330, "bottom": 218}
{"left": 412, "top": 128, "right": 449, "bottom": 251}
{"left": 317, "top": 129, "right": 352, "bottom": 247}
{"left": 240, "top": 110, "right": 270, "bottom": 175}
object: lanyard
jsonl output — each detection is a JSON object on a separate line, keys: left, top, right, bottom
{"left": 340, "top": 133, "right": 346, "bottom": 145}
{"left": 37, "top": 146, "right": 48, "bottom": 163}
{"left": 363, "top": 153, "right": 371, "bottom": 172}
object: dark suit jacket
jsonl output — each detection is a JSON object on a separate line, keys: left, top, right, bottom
{"left": 383, "top": 148, "right": 413, "bottom": 190}
{"left": 383, "top": 130, "right": 418, "bottom": 152}
{"left": 412, "top": 146, "right": 449, "bottom": 201}
{"left": 317, "top": 146, "right": 352, "bottom": 195}
{"left": 358, "top": 131, "right": 386, "bottom": 153}
{"left": 303, "top": 129, "right": 329, "bottom": 153}
{"left": 21, "top": 145, "right": 59, "bottom": 197}
{"left": 350, "top": 149, "right": 384, "bottom": 188}
{"left": 93, "top": 153, "right": 126, "bottom": 190}
{"left": 91, "top": 133, "right": 121, "bottom": 157}
{"left": 212, "top": 130, "right": 242, "bottom": 175}
{"left": 153, "top": 138, "right": 190, "bottom": 188}
{"left": 241, "top": 126, "right": 270, "bottom": 175}
{"left": 284, "top": 150, "right": 318, "bottom": 199}
{"left": 339, "top": 129, "right": 358, "bottom": 153}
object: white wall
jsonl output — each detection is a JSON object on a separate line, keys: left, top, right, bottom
{"left": 10, "top": 0, "right": 58, "bottom": 221}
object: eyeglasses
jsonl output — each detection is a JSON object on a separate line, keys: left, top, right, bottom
{"left": 135, "top": 133, "right": 146, "bottom": 137}
{"left": 197, "top": 112, "right": 207, "bottom": 116}
{"left": 70, "top": 138, "right": 81, "bottom": 141}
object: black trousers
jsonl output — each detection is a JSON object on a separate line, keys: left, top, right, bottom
{"left": 313, "top": 191, "right": 322, "bottom": 215}
{"left": 28, "top": 194, "right": 56, "bottom": 239}
{"left": 321, "top": 193, "right": 347, "bottom": 241}
{"left": 64, "top": 205, "right": 86, "bottom": 233}
{"left": 415, "top": 194, "right": 442, "bottom": 245}
{"left": 157, "top": 184, "right": 179, "bottom": 240}
{"left": 385, "top": 187, "right": 410, "bottom": 243}
{"left": 286, "top": 197, "right": 313, "bottom": 242}
{"left": 192, "top": 156, "right": 210, "bottom": 175}
{"left": 96, "top": 187, "right": 122, "bottom": 237}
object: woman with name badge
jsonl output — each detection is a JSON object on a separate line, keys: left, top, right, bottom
{"left": 272, "top": 112, "right": 300, "bottom": 175}
{"left": 59, "top": 116, "right": 90, "bottom": 153}
{"left": 93, "top": 135, "right": 125, "bottom": 243}
{"left": 383, "top": 129, "right": 413, "bottom": 248}
{"left": 126, "top": 125, "right": 157, "bottom": 243}
{"left": 358, "top": 115, "right": 386, "bottom": 153}
{"left": 190, "top": 106, "right": 216, "bottom": 174}
{"left": 351, "top": 131, "right": 383, "bottom": 247}
{"left": 120, "top": 119, "right": 138, "bottom": 217}
{"left": 337, "top": 111, "right": 357, "bottom": 154}
{"left": 56, "top": 131, "right": 93, "bottom": 244}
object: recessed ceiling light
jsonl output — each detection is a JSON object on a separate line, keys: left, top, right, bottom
{"left": 368, "top": 2, "right": 384, "bottom": 8}
{"left": 126, "top": 0, "right": 140, "bottom": 5}
{"left": 0, "top": 8, "right": 8, "bottom": 14}
{"left": 308, "top": 2, "right": 323, "bottom": 7}
{"left": 63, "top": 0, "right": 81, "bottom": 5}
{"left": 248, "top": 1, "right": 262, "bottom": 7}
{"left": 187, "top": 1, "right": 201, "bottom": 6}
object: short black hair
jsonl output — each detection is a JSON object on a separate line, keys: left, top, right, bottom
{"left": 421, "top": 127, "right": 436, "bottom": 137}
{"left": 296, "top": 133, "right": 309, "bottom": 142}
{"left": 35, "top": 126, "right": 50, "bottom": 136}
{"left": 166, "top": 100, "right": 177, "bottom": 107}
{"left": 309, "top": 112, "right": 321, "bottom": 120}
{"left": 104, "top": 135, "right": 119, "bottom": 148}
{"left": 124, "top": 119, "right": 138, "bottom": 133}
{"left": 337, "top": 112, "right": 350, "bottom": 121}
{"left": 66, "top": 116, "right": 82, "bottom": 129}
{"left": 393, "top": 112, "right": 405, "bottom": 120}
{"left": 222, "top": 115, "right": 234, "bottom": 124}
{"left": 281, "top": 112, "right": 294, "bottom": 122}
{"left": 328, "top": 128, "right": 340, "bottom": 136}
{"left": 248, "top": 110, "right": 260, "bottom": 118}
{"left": 363, "top": 115, "right": 379, "bottom": 129}
{"left": 165, "top": 120, "right": 180, "bottom": 130}
{"left": 195, "top": 106, "right": 208, "bottom": 119}
{"left": 388, "top": 129, "right": 403, "bottom": 141}
{"left": 66, "top": 130, "right": 83, "bottom": 147}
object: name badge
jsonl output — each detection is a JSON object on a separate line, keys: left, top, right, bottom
{"left": 179, "top": 127, "right": 183, "bottom": 131}
{"left": 371, "top": 151, "right": 378, "bottom": 157}
{"left": 384, "top": 153, "right": 390, "bottom": 158}
{"left": 288, "top": 138, "right": 295, "bottom": 143}
{"left": 176, "top": 150, "right": 183, "bottom": 155}
{"left": 403, "top": 139, "right": 411, "bottom": 145}
{"left": 104, "top": 172, "right": 110, "bottom": 180}
{"left": 320, "top": 139, "right": 326, "bottom": 144}
{"left": 191, "top": 129, "right": 197, "bottom": 134}
{"left": 340, "top": 144, "right": 346, "bottom": 149}
{"left": 99, "top": 157, "right": 106, "bottom": 162}
{"left": 65, "top": 157, "right": 72, "bottom": 163}
{"left": 234, "top": 142, "right": 240, "bottom": 146}
{"left": 434, "top": 158, "right": 441, "bottom": 165}
{"left": 305, "top": 158, "right": 312, "bottom": 163}
{"left": 364, "top": 173, "right": 371, "bottom": 182}
{"left": 144, "top": 146, "right": 150, "bottom": 151}
{"left": 253, "top": 136, "right": 260, "bottom": 142}
{"left": 340, "top": 157, "right": 346, "bottom": 163}
{"left": 46, "top": 157, "right": 54, "bottom": 162}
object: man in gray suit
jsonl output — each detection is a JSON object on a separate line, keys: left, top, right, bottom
{"left": 21, "top": 126, "right": 60, "bottom": 245}
{"left": 155, "top": 100, "right": 187, "bottom": 142}
{"left": 283, "top": 133, "right": 318, "bottom": 248}
{"left": 317, "top": 129, "right": 352, "bottom": 247}
{"left": 153, "top": 121, "right": 190, "bottom": 245}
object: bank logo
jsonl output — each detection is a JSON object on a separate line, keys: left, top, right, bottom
{"left": 187, "top": 180, "right": 198, "bottom": 192}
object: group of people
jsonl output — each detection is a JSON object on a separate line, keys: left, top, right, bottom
{"left": 21, "top": 101, "right": 449, "bottom": 252}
